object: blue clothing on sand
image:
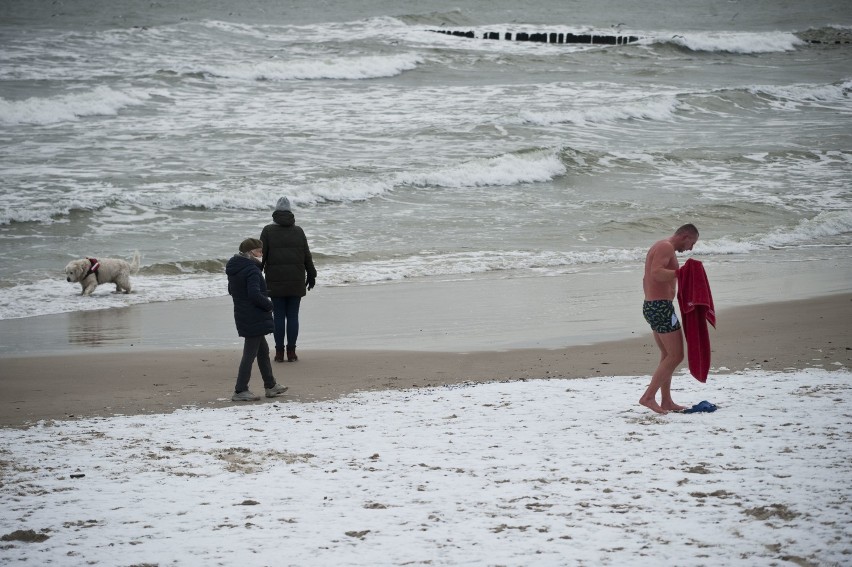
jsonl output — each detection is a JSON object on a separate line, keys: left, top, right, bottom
{"left": 683, "top": 400, "right": 717, "bottom": 414}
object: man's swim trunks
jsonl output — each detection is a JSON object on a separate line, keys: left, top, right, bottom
{"left": 643, "top": 300, "right": 681, "bottom": 333}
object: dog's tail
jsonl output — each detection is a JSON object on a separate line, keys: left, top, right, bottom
{"left": 130, "top": 250, "right": 141, "bottom": 275}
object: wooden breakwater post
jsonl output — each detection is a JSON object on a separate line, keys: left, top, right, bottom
{"left": 430, "top": 29, "right": 641, "bottom": 45}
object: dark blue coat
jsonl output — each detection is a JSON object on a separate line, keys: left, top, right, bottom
{"left": 226, "top": 254, "right": 274, "bottom": 337}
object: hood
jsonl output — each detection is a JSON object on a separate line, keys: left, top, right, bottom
{"left": 272, "top": 209, "right": 295, "bottom": 227}
{"left": 225, "top": 253, "right": 260, "bottom": 277}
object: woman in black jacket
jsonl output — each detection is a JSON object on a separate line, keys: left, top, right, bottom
{"left": 260, "top": 197, "right": 317, "bottom": 362}
{"left": 225, "top": 238, "right": 288, "bottom": 401}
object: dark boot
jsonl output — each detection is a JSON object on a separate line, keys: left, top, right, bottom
{"left": 287, "top": 347, "right": 298, "bottom": 362}
{"left": 274, "top": 348, "right": 285, "bottom": 363}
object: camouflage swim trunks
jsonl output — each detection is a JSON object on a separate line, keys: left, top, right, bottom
{"left": 642, "top": 300, "right": 681, "bottom": 333}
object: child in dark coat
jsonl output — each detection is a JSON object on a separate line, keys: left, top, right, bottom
{"left": 225, "top": 238, "right": 288, "bottom": 401}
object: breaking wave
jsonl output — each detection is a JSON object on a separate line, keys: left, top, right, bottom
{"left": 0, "top": 86, "right": 149, "bottom": 126}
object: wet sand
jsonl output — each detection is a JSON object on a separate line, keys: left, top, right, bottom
{"left": 2, "top": 293, "right": 849, "bottom": 427}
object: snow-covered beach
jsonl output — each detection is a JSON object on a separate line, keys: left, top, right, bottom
{"left": 2, "top": 368, "right": 849, "bottom": 566}
{"left": 2, "top": 0, "right": 851, "bottom": 563}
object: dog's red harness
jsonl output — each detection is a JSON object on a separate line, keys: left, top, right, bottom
{"left": 86, "top": 258, "right": 100, "bottom": 278}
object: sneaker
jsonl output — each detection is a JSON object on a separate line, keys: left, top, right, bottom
{"left": 232, "top": 390, "right": 261, "bottom": 402}
{"left": 265, "top": 383, "right": 289, "bottom": 398}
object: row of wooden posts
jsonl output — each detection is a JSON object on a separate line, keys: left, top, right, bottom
{"left": 431, "top": 29, "right": 852, "bottom": 46}
{"left": 430, "top": 29, "right": 641, "bottom": 45}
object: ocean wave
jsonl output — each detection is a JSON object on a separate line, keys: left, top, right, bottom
{"left": 200, "top": 15, "right": 409, "bottom": 43}
{"left": 0, "top": 178, "right": 392, "bottom": 223}
{"left": 288, "top": 179, "right": 394, "bottom": 205}
{"left": 195, "top": 52, "right": 422, "bottom": 81}
{"left": 396, "top": 150, "right": 566, "bottom": 188}
{"left": 762, "top": 209, "right": 852, "bottom": 248}
{"left": 749, "top": 79, "right": 852, "bottom": 107}
{"left": 2, "top": 149, "right": 570, "bottom": 224}
{"left": 681, "top": 81, "right": 852, "bottom": 117}
{"left": 696, "top": 210, "right": 852, "bottom": 254}
{"left": 4, "top": 142, "right": 844, "bottom": 225}
{"left": 0, "top": 183, "right": 121, "bottom": 225}
{"left": 124, "top": 178, "right": 393, "bottom": 211}
{"left": 139, "top": 259, "right": 226, "bottom": 276}
{"left": 654, "top": 31, "right": 803, "bottom": 54}
{"left": 137, "top": 149, "right": 569, "bottom": 210}
{"left": 396, "top": 10, "right": 473, "bottom": 28}
{"left": 326, "top": 248, "right": 646, "bottom": 285}
{"left": 0, "top": 86, "right": 149, "bottom": 126}
{"left": 519, "top": 95, "right": 680, "bottom": 126}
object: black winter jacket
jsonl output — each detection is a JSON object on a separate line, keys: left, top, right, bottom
{"left": 226, "top": 253, "right": 274, "bottom": 337}
{"left": 260, "top": 210, "right": 317, "bottom": 297}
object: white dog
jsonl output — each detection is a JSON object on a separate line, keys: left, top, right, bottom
{"left": 65, "top": 251, "right": 141, "bottom": 295}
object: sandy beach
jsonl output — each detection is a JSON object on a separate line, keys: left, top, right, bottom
{"left": 2, "top": 260, "right": 850, "bottom": 566}
{"left": 2, "top": 291, "right": 849, "bottom": 427}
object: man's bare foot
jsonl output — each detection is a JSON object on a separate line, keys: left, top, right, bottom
{"left": 639, "top": 398, "right": 668, "bottom": 414}
{"left": 662, "top": 402, "right": 687, "bottom": 411}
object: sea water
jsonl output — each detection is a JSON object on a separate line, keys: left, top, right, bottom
{"left": 1, "top": 0, "right": 850, "bottom": 322}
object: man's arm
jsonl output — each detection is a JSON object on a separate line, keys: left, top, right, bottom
{"left": 648, "top": 241, "right": 678, "bottom": 282}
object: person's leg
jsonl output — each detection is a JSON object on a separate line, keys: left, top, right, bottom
{"left": 235, "top": 335, "right": 263, "bottom": 393}
{"left": 284, "top": 296, "right": 301, "bottom": 361}
{"left": 639, "top": 332, "right": 669, "bottom": 414}
{"left": 639, "top": 330, "right": 685, "bottom": 413}
{"left": 284, "top": 296, "right": 301, "bottom": 349}
{"left": 256, "top": 335, "right": 276, "bottom": 389}
{"left": 271, "top": 297, "right": 286, "bottom": 361}
{"left": 658, "top": 329, "right": 685, "bottom": 410}
{"left": 271, "top": 297, "right": 286, "bottom": 349}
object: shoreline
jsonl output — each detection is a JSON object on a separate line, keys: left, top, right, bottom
{"left": 1, "top": 292, "right": 849, "bottom": 427}
{"left": 2, "top": 252, "right": 851, "bottom": 357}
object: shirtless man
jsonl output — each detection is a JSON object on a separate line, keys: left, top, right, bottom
{"left": 640, "top": 224, "right": 699, "bottom": 414}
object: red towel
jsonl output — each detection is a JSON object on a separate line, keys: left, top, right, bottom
{"left": 677, "top": 258, "right": 716, "bottom": 383}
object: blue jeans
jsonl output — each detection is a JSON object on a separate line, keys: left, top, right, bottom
{"left": 272, "top": 296, "right": 301, "bottom": 350}
{"left": 235, "top": 334, "right": 275, "bottom": 393}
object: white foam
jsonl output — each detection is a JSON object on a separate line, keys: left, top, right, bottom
{"left": 396, "top": 150, "right": 566, "bottom": 188}
{"left": 665, "top": 31, "right": 804, "bottom": 53}
{"left": 201, "top": 15, "right": 407, "bottom": 43}
{"left": 520, "top": 95, "right": 681, "bottom": 126}
{"left": 696, "top": 209, "right": 852, "bottom": 255}
{"left": 198, "top": 53, "right": 422, "bottom": 81}
{"left": 0, "top": 86, "right": 149, "bottom": 126}
{"left": 113, "top": 178, "right": 393, "bottom": 211}
{"left": 750, "top": 79, "right": 852, "bottom": 108}
{"left": 0, "top": 182, "right": 121, "bottom": 225}
{"left": 0, "top": 274, "right": 226, "bottom": 321}
{"left": 114, "top": 151, "right": 565, "bottom": 212}
{"left": 761, "top": 209, "right": 852, "bottom": 247}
